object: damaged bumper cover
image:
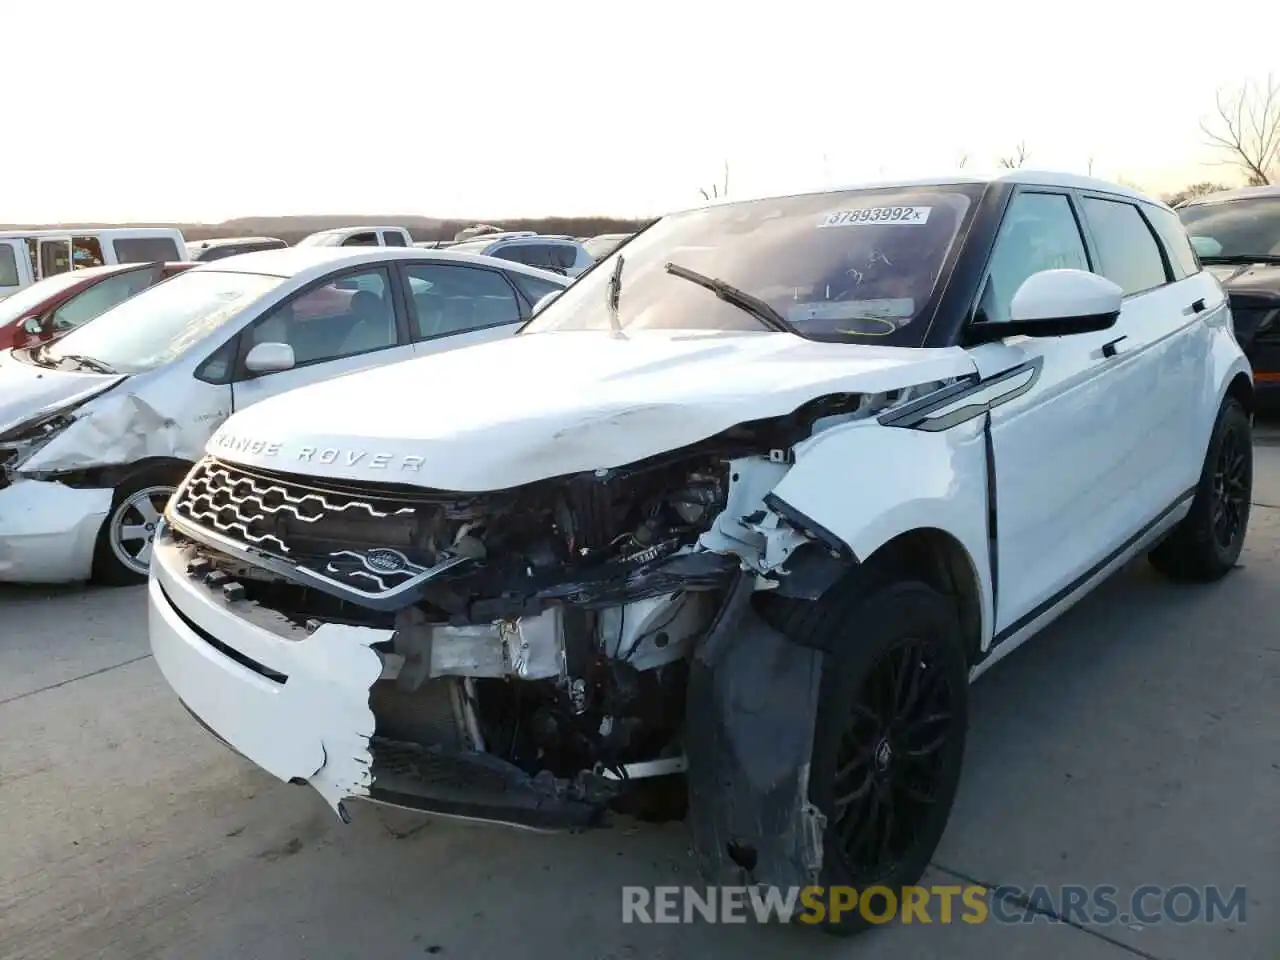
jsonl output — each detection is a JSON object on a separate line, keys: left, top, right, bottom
{"left": 0, "top": 478, "right": 112, "bottom": 583}
{"left": 147, "top": 526, "right": 621, "bottom": 829}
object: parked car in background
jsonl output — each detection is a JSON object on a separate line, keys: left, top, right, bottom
{"left": 448, "top": 232, "right": 593, "bottom": 277}
{"left": 1, "top": 227, "right": 187, "bottom": 300}
{"left": 582, "top": 232, "right": 633, "bottom": 261}
{"left": 0, "top": 261, "right": 195, "bottom": 351}
{"left": 187, "top": 236, "right": 288, "bottom": 262}
{"left": 295, "top": 226, "right": 413, "bottom": 248}
{"left": 1177, "top": 184, "right": 1280, "bottom": 400}
{"left": 0, "top": 247, "right": 570, "bottom": 586}
{"left": 146, "top": 171, "right": 1251, "bottom": 937}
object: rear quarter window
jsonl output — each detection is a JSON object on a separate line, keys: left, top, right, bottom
{"left": 1143, "top": 204, "right": 1202, "bottom": 280}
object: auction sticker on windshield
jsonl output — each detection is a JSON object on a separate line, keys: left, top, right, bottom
{"left": 818, "top": 206, "right": 932, "bottom": 227}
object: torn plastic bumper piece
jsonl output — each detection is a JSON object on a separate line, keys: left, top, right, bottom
{"left": 684, "top": 570, "right": 828, "bottom": 888}
{"left": 367, "top": 738, "right": 621, "bottom": 831}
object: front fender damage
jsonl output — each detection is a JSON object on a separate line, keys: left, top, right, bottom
{"left": 685, "top": 571, "right": 827, "bottom": 888}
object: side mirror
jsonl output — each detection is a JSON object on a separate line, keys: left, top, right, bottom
{"left": 531, "top": 290, "right": 562, "bottom": 316}
{"left": 21, "top": 316, "right": 42, "bottom": 335}
{"left": 244, "top": 341, "right": 296, "bottom": 373}
{"left": 969, "top": 269, "right": 1123, "bottom": 344}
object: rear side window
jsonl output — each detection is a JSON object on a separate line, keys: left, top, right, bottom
{"left": 508, "top": 271, "right": 564, "bottom": 306}
{"left": 0, "top": 245, "right": 18, "bottom": 286}
{"left": 383, "top": 231, "right": 407, "bottom": 247}
{"left": 113, "top": 237, "right": 181, "bottom": 262}
{"left": 1079, "top": 198, "right": 1168, "bottom": 296}
{"left": 1143, "top": 205, "right": 1201, "bottom": 280}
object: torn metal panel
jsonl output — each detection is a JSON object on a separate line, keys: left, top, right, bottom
{"left": 685, "top": 575, "right": 827, "bottom": 889}
{"left": 23, "top": 384, "right": 228, "bottom": 474}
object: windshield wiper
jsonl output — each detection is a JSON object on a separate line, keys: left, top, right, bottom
{"left": 663, "top": 261, "right": 791, "bottom": 333}
{"left": 1200, "top": 254, "right": 1280, "bottom": 266}
{"left": 606, "top": 254, "right": 625, "bottom": 338}
{"left": 53, "top": 354, "right": 117, "bottom": 375}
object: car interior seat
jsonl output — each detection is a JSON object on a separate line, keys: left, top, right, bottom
{"left": 336, "top": 289, "right": 394, "bottom": 356}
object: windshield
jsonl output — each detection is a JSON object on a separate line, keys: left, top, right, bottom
{"left": 1178, "top": 196, "right": 1280, "bottom": 260}
{"left": 39, "top": 269, "right": 285, "bottom": 374}
{"left": 0, "top": 270, "right": 89, "bottom": 324}
{"left": 522, "top": 185, "right": 980, "bottom": 344}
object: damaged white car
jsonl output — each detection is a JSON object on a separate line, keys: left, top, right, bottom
{"left": 0, "top": 247, "right": 569, "bottom": 584}
{"left": 149, "top": 172, "right": 1252, "bottom": 935}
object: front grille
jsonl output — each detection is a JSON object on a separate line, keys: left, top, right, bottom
{"left": 171, "top": 457, "right": 450, "bottom": 594}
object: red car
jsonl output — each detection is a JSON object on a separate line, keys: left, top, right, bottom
{"left": 0, "top": 261, "right": 196, "bottom": 351}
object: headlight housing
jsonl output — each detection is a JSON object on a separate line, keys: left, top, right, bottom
{"left": 0, "top": 409, "right": 78, "bottom": 478}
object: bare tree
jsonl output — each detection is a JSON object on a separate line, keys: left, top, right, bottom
{"left": 698, "top": 160, "right": 731, "bottom": 202}
{"left": 1201, "top": 75, "right": 1280, "bottom": 185}
{"left": 1165, "top": 181, "right": 1232, "bottom": 207}
{"left": 997, "top": 142, "right": 1031, "bottom": 169}
{"left": 956, "top": 151, "right": 970, "bottom": 169}
{"left": 1086, "top": 156, "right": 1096, "bottom": 176}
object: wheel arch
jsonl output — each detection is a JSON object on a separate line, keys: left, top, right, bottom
{"left": 858, "top": 527, "right": 987, "bottom": 666}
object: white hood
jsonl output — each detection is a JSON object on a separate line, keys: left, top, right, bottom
{"left": 209, "top": 330, "right": 977, "bottom": 491}
{"left": 0, "top": 350, "right": 125, "bottom": 436}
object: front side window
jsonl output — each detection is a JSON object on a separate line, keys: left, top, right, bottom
{"left": 405, "top": 263, "right": 522, "bottom": 338}
{"left": 1177, "top": 196, "right": 1280, "bottom": 261}
{"left": 977, "top": 192, "right": 1090, "bottom": 324}
{"left": 524, "top": 185, "right": 980, "bottom": 344}
{"left": 73, "top": 236, "right": 105, "bottom": 268}
{"left": 112, "top": 237, "right": 181, "bottom": 263}
{"left": 49, "top": 269, "right": 158, "bottom": 334}
{"left": 382, "top": 231, "right": 407, "bottom": 247}
{"left": 1079, "top": 197, "right": 1168, "bottom": 296}
{"left": 37, "top": 269, "right": 284, "bottom": 374}
{"left": 244, "top": 267, "right": 398, "bottom": 371}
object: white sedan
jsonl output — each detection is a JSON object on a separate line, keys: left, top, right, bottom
{"left": 0, "top": 247, "right": 569, "bottom": 585}
{"left": 149, "top": 171, "right": 1250, "bottom": 937}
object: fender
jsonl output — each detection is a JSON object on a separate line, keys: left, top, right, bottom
{"left": 767, "top": 411, "right": 995, "bottom": 649}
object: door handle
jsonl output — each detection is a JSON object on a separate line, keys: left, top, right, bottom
{"left": 1100, "top": 335, "right": 1128, "bottom": 359}
{"left": 1186, "top": 298, "right": 1207, "bottom": 315}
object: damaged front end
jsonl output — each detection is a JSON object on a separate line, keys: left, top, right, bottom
{"left": 157, "top": 386, "right": 931, "bottom": 880}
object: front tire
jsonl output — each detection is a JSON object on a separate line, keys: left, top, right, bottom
{"left": 764, "top": 578, "right": 970, "bottom": 937}
{"left": 92, "top": 472, "right": 181, "bottom": 586}
{"left": 1148, "top": 396, "right": 1252, "bottom": 583}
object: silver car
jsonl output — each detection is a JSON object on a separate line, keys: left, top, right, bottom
{"left": 0, "top": 247, "right": 568, "bottom": 585}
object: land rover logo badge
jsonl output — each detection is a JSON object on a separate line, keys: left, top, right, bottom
{"left": 366, "top": 549, "right": 408, "bottom": 573}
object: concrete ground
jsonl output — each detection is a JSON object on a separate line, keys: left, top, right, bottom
{"left": 1, "top": 451, "right": 1277, "bottom": 960}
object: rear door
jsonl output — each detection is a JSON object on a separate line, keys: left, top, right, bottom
{"left": 228, "top": 263, "right": 418, "bottom": 411}
{"left": 1074, "top": 195, "right": 1216, "bottom": 509}
{"left": 400, "top": 260, "right": 529, "bottom": 355}
{"left": 37, "top": 237, "right": 74, "bottom": 277}
{"left": 964, "top": 188, "right": 1162, "bottom": 642}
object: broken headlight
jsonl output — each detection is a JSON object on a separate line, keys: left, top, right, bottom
{"left": 0, "top": 408, "right": 78, "bottom": 476}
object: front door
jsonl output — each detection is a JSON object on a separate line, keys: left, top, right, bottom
{"left": 230, "top": 264, "right": 417, "bottom": 412}
{"left": 965, "top": 188, "right": 1162, "bottom": 643}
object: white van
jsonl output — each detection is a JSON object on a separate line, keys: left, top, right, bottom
{"left": 0, "top": 227, "right": 188, "bottom": 301}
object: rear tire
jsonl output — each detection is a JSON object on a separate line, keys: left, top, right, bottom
{"left": 762, "top": 577, "right": 969, "bottom": 937}
{"left": 1148, "top": 396, "right": 1251, "bottom": 583}
{"left": 92, "top": 469, "right": 184, "bottom": 586}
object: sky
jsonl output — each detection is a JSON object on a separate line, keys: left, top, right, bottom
{"left": 5, "top": 0, "right": 1279, "bottom": 224}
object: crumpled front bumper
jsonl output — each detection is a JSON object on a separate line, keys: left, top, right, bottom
{"left": 148, "top": 525, "right": 617, "bottom": 828}
{"left": 0, "top": 478, "right": 111, "bottom": 583}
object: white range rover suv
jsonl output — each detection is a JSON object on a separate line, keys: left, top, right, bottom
{"left": 148, "top": 171, "right": 1253, "bottom": 936}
